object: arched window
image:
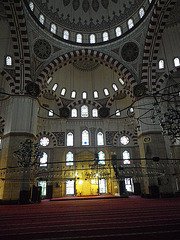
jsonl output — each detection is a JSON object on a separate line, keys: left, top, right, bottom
{"left": 93, "top": 91, "right": 99, "bottom": 99}
{"left": 98, "top": 151, "right": 105, "bottom": 165}
{"left": 104, "top": 88, "right": 109, "bottom": 96}
{"left": 112, "top": 83, "right": 118, "bottom": 91}
{"left": 139, "top": 8, "right": 145, "bottom": 18}
{"left": 71, "top": 91, "right": 76, "bottom": 99}
{"left": 82, "top": 130, "right": 89, "bottom": 145}
{"left": 82, "top": 91, "right": 87, "bottom": 99}
{"left": 5, "top": 56, "right": 12, "bottom": 66}
{"left": 29, "top": 1, "right": 34, "bottom": 11}
{"left": 48, "top": 110, "right": 54, "bottom": 117}
{"left": 174, "top": 57, "right": 180, "bottom": 67}
{"left": 63, "top": 30, "right": 69, "bottom": 40}
{"left": 115, "top": 109, "right": 121, "bottom": 116}
{"left": 66, "top": 152, "right": 73, "bottom": 166}
{"left": 159, "top": 59, "right": 164, "bottom": 69}
{"left": 76, "top": 33, "right": 82, "bottom": 43}
{"left": 47, "top": 77, "right": 52, "bottom": 84}
{"left": 123, "top": 150, "right": 130, "bottom": 164}
{"left": 92, "top": 108, "right": 98, "bottom": 117}
{"left": 67, "top": 132, "right": 73, "bottom": 146}
{"left": 60, "top": 88, "right": 66, "bottom": 96}
{"left": 50, "top": 23, "right": 57, "bottom": 34}
{"left": 71, "top": 108, "right": 77, "bottom": 117}
{"left": 118, "top": 77, "right": 124, "bottom": 85}
{"left": 115, "top": 27, "right": 122, "bottom": 37}
{"left": 39, "top": 14, "right": 45, "bottom": 25}
{"left": 97, "top": 132, "right": 104, "bottom": 146}
{"left": 81, "top": 105, "right": 88, "bottom": 117}
{"left": 103, "top": 32, "right": 109, "bottom": 41}
{"left": 149, "top": 0, "right": 152, "bottom": 3}
{"left": 128, "top": 19, "right": 134, "bottom": 29}
{"left": 90, "top": 34, "right": 96, "bottom": 44}
{"left": 40, "top": 152, "right": 47, "bottom": 167}
{"left": 52, "top": 83, "right": 58, "bottom": 91}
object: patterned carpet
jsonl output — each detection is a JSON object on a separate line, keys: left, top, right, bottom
{"left": 0, "top": 196, "right": 180, "bottom": 240}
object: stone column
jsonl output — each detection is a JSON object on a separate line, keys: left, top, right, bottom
{"left": 0, "top": 96, "right": 39, "bottom": 201}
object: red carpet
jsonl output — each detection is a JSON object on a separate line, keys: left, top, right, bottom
{"left": 0, "top": 196, "right": 180, "bottom": 239}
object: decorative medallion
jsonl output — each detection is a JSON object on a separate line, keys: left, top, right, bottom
{"left": 98, "top": 107, "right": 110, "bottom": 118}
{"left": 73, "top": 60, "right": 100, "bottom": 71}
{"left": 60, "top": 107, "right": 70, "bottom": 118}
{"left": 133, "top": 83, "right": 146, "bottom": 97}
{"left": 26, "top": 82, "right": 40, "bottom": 97}
{"left": 33, "top": 39, "right": 51, "bottom": 60}
{"left": 121, "top": 42, "right": 139, "bottom": 62}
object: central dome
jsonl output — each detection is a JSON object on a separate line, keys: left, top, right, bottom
{"left": 34, "top": 0, "right": 148, "bottom": 32}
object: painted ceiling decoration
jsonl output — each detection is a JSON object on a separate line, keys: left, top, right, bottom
{"left": 34, "top": 0, "right": 147, "bottom": 32}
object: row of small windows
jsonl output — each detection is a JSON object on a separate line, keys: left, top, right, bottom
{"left": 40, "top": 135, "right": 130, "bottom": 147}
{"left": 158, "top": 58, "right": 180, "bottom": 69}
{"left": 40, "top": 150, "right": 131, "bottom": 167}
{"left": 29, "top": 1, "right": 147, "bottom": 44}
{"left": 47, "top": 77, "right": 125, "bottom": 99}
{"left": 48, "top": 105, "right": 130, "bottom": 118}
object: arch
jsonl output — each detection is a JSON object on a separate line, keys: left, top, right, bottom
{"left": 113, "top": 130, "right": 138, "bottom": 146}
{"left": 68, "top": 99, "right": 101, "bottom": 109}
{"left": 1, "top": 70, "right": 15, "bottom": 93}
{"left": 107, "top": 89, "right": 135, "bottom": 107}
{"left": 36, "top": 50, "right": 136, "bottom": 92}
{"left": 3, "top": 1, "right": 31, "bottom": 93}
{"left": 39, "top": 89, "right": 62, "bottom": 107}
{"left": 36, "top": 131, "right": 57, "bottom": 146}
{"left": 141, "top": 0, "right": 176, "bottom": 92}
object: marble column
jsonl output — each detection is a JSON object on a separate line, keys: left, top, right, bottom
{"left": 0, "top": 96, "right": 39, "bottom": 200}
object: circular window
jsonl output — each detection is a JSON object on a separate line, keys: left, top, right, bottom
{"left": 120, "top": 136, "right": 129, "bottom": 145}
{"left": 40, "top": 137, "right": 50, "bottom": 146}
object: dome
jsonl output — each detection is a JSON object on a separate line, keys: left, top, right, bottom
{"left": 27, "top": 0, "right": 152, "bottom": 44}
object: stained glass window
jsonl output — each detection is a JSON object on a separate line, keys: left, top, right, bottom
{"left": 40, "top": 137, "right": 49, "bottom": 146}
{"left": 6, "top": 56, "right": 12, "bottom": 66}
{"left": 39, "top": 14, "right": 45, "bottom": 25}
{"left": 123, "top": 150, "right": 130, "bottom": 164}
{"left": 103, "top": 32, "right": 109, "bottom": 41}
{"left": 61, "top": 88, "right": 66, "bottom": 96}
{"left": 48, "top": 110, "right": 53, "bottom": 117}
{"left": 29, "top": 2, "right": 34, "bottom": 11}
{"left": 67, "top": 132, "right": 73, "bottom": 146}
{"left": 115, "top": 27, "right": 122, "bottom": 37}
{"left": 90, "top": 34, "right": 96, "bottom": 44}
{"left": 52, "top": 83, "right": 58, "bottom": 91}
{"left": 82, "top": 130, "right": 89, "bottom": 145}
{"left": 81, "top": 105, "right": 88, "bottom": 117}
{"left": 50, "top": 23, "right": 57, "bottom": 34}
{"left": 98, "top": 151, "right": 105, "bottom": 165}
{"left": 104, "top": 88, "right": 109, "bottom": 96}
{"left": 82, "top": 92, "right": 87, "bottom": 99}
{"left": 71, "top": 91, "right": 76, "bottom": 99}
{"left": 40, "top": 152, "right": 47, "bottom": 167}
{"left": 47, "top": 77, "right": 52, "bottom": 84}
{"left": 97, "top": 132, "right": 104, "bottom": 146}
{"left": 159, "top": 60, "right": 164, "bottom": 69}
{"left": 112, "top": 83, "right": 118, "bottom": 91}
{"left": 71, "top": 108, "right": 77, "bottom": 117}
{"left": 174, "top": 57, "right": 180, "bottom": 67}
{"left": 92, "top": 109, "right": 98, "bottom": 117}
{"left": 93, "top": 91, "right": 99, "bottom": 99}
{"left": 63, "top": 30, "right": 69, "bottom": 40}
{"left": 120, "top": 136, "right": 129, "bottom": 145}
{"left": 66, "top": 151, "right": 73, "bottom": 166}
{"left": 128, "top": 19, "right": 134, "bottom": 29}
{"left": 139, "top": 8, "right": 145, "bottom": 18}
{"left": 76, "top": 33, "right": 82, "bottom": 43}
